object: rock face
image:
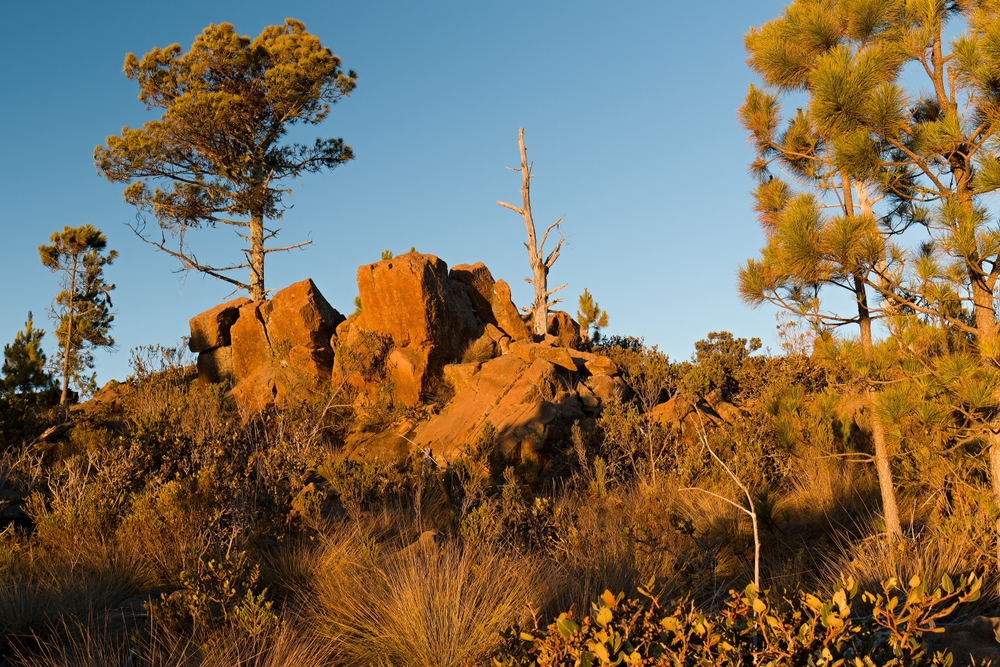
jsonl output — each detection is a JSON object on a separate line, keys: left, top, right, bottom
{"left": 189, "top": 298, "right": 250, "bottom": 353}
{"left": 547, "top": 310, "right": 581, "bottom": 349}
{"left": 650, "top": 390, "right": 742, "bottom": 445}
{"left": 334, "top": 253, "right": 531, "bottom": 407}
{"left": 189, "top": 279, "right": 344, "bottom": 414}
{"left": 346, "top": 339, "right": 622, "bottom": 466}
{"left": 407, "top": 354, "right": 583, "bottom": 464}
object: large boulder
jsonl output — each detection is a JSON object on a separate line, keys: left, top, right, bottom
{"left": 491, "top": 279, "right": 532, "bottom": 342}
{"left": 547, "top": 310, "right": 581, "bottom": 349}
{"left": 450, "top": 262, "right": 498, "bottom": 327}
{"left": 188, "top": 298, "right": 250, "bottom": 353}
{"left": 408, "top": 354, "right": 585, "bottom": 463}
{"left": 336, "top": 253, "right": 482, "bottom": 406}
{"left": 190, "top": 279, "right": 344, "bottom": 414}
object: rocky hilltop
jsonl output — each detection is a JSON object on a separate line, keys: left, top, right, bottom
{"left": 187, "top": 252, "right": 626, "bottom": 466}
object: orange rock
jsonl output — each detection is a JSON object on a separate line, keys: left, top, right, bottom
{"left": 387, "top": 346, "right": 431, "bottom": 407}
{"left": 443, "top": 362, "right": 482, "bottom": 394}
{"left": 565, "top": 349, "right": 618, "bottom": 376}
{"left": 354, "top": 253, "right": 477, "bottom": 351}
{"left": 508, "top": 340, "right": 578, "bottom": 372}
{"left": 345, "top": 253, "right": 482, "bottom": 406}
{"left": 188, "top": 297, "right": 250, "bottom": 352}
{"left": 585, "top": 374, "right": 627, "bottom": 403}
{"left": 491, "top": 280, "right": 532, "bottom": 342}
{"left": 547, "top": 311, "right": 581, "bottom": 349}
{"left": 230, "top": 301, "right": 274, "bottom": 384}
{"left": 222, "top": 279, "right": 344, "bottom": 415}
{"left": 196, "top": 347, "right": 233, "bottom": 385}
{"left": 267, "top": 278, "right": 344, "bottom": 364}
{"left": 450, "top": 262, "right": 496, "bottom": 326}
{"left": 409, "top": 356, "right": 583, "bottom": 464}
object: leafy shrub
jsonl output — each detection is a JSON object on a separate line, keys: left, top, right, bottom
{"left": 496, "top": 573, "right": 982, "bottom": 666}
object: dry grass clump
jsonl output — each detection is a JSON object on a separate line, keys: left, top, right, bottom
{"left": 290, "top": 521, "right": 546, "bottom": 667}
{"left": 15, "top": 618, "right": 332, "bottom": 667}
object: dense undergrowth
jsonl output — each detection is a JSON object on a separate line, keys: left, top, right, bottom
{"left": 1, "top": 332, "right": 998, "bottom": 666}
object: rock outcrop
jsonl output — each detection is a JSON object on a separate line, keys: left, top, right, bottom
{"left": 189, "top": 298, "right": 250, "bottom": 354}
{"left": 346, "top": 338, "right": 623, "bottom": 466}
{"left": 186, "top": 255, "right": 626, "bottom": 467}
{"left": 334, "top": 253, "right": 531, "bottom": 407}
{"left": 189, "top": 279, "right": 344, "bottom": 414}
{"left": 650, "top": 390, "right": 743, "bottom": 444}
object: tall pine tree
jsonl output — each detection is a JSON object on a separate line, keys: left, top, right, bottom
{"left": 746, "top": 0, "right": 1000, "bottom": 564}
{"left": 39, "top": 225, "right": 117, "bottom": 405}
{"left": 739, "top": 4, "right": 903, "bottom": 539}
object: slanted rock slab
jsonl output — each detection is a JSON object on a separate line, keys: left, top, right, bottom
{"left": 188, "top": 297, "right": 250, "bottom": 353}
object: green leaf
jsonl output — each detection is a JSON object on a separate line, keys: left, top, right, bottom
{"left": 556, "top": 615, "right": 579, "bottom": 638}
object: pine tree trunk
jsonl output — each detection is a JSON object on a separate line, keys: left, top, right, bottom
{"left": 851, "top": 203, "right": 903, "bottom": 541}
{"left": 60, "top": 256, "right": 77, "bottom": 406}
{"left": 990, "top": 433, "right": 1000, "bottom": 573}
{"left": 250, "top": 212, "right": 265, "bottom": 302}
{"left": 871, "top": 396, "right": 902, "bottom": 540}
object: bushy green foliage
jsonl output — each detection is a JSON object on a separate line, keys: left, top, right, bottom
{"left": 2, "top": 313, "right": 56, "bottom": 399}
{"left": 497, "top": 574, "right": 982, "bottom": 666}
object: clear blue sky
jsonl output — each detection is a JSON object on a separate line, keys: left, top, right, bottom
{"left": 0, "top": 0, "right": 789, "bottom": 386}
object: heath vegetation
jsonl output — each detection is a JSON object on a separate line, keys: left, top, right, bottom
{"left": 8, "top": 2, "right": 1000, "bottom": 666}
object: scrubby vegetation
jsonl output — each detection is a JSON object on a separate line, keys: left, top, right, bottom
{"left": 12, "top": 1, "right": 1000, "bottom": 665}
{"left": 1, "top": 328, "right": 998, "bottom": 666}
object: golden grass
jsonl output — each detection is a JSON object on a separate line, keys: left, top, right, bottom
{"left": 297, "top": 524, "right": 544, "bottom": 667}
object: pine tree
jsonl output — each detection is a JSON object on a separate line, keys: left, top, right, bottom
{"left": 577, "top": 288, "right": 608, "bottom": 342}
{"left": 1, "top": 313, "right": 55, "bottom": 398}
{"left": 95, "top": 20, "right": 357, "bottom": 302}
{"left": 39, "top": 225, "right": 117, "bottom": 405}
{"left": 498, "top": 128, "right": 566, "bottom": 336}
{"left": 739, "top": 4, "right": 904, "bottom": 540}
{"left": 745, "top": 0, "right": 1000, "bottom": 560}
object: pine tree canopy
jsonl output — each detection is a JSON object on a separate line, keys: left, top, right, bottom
{"left": 738, "top": 0, "right": 1000, "bottom": 344}
{"left": 95, "top": 19, "right": 357, "bottom": 301}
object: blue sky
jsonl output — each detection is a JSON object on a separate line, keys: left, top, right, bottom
{"left": 0, "top": 0, "right": 789, "bottom": 386}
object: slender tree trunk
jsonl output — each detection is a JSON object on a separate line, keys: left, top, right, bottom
{"left": 60, "top": 256, "right": 77, "bottom": 406}
{"left": 975, "top": 276, "right": 1000, "bottom": 575}
{"left": 250, "top": 212, "right": 265, "bottom": 302}
{"left": 990, "top": 436, "right": 1000, "bottom": 574}
{"left": 532, "top": 261, "right": 547, "bottom": 337}
{"left": 849, "top": 179, "right": 903, "bottom": 541}
{"left": 871, "top": 399, "right": 902, "bottom": 539}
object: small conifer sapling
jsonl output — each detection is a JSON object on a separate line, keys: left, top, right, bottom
{"left": 1, "top": 313, "right": 56, "bottom": 399}
{"left": 577, "top": 288, "right": 608, "bottom": 343}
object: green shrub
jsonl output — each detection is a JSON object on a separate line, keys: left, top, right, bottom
{"left": 496, "top": 573, "right": 982, "bottom": 666}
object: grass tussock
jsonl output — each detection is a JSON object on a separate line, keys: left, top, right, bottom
{"left": 291, "top": 521, "right": 544, "bottom": 667}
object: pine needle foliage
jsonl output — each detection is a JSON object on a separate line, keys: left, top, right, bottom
{"left": 1, "top": 313, "right": 55, "bottom": 399}
{"left": 95, "top": 19, "right": 357, "bottom": 301}
{"left": 39, "top": 225, "right": 116, "bottom": 405}
{"left": 576, "top": 288, "right": 609, "bottom": 343}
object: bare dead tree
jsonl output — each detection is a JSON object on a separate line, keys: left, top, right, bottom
{"left": 497, "top": 128, "right": 566, "bottom": 337}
